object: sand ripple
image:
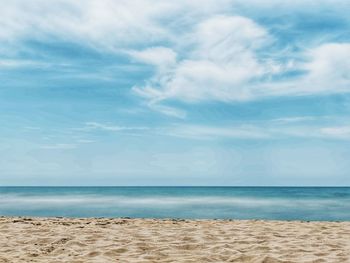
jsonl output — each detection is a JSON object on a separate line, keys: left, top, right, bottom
{"left": 0, "top": 217, "right": 350, "bottom": 262}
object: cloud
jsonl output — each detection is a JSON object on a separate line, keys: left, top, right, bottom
{"left": 1, "top": 0, "right": 350, "bottom": 117}
{"left": 303, "top": 43, "right": 350, "bottom": 93}
{"left": 262, "top": 43, "right": 350, "bottom": 96}
{"left": 82, "top": 122, "right": 149, "bottom": 132}
{"left": 133, "top": 15, "right": 271, "bottom": 103}
{"left": 320, "top": 126, "right": 350, "bottom": 139}
{"left": 0, "top": 0, "right": 165, "bottom": 48}
{"left": 271, "top": 116, "right": 317, "bottom": 123}
{"left": 0, "top": 59, "right": 49, "bottom": 68}
{"left": 160, "top": 121, "right": 350, "bottom": 141}
{"left": 128, "top": 47, "right": 177, "bottom": 68}
{"left": 147, "top": 103, "right": 187, "bottom": 119}
{"left": 2, "top": 0, "right": 346, "bottom": 47}
{"left": 131, "top": 14, "right": 350, "bottom": 117}
{"left": 0, "top": 0, "right": 232, "bottom": 51}
{"left": 39, "top": 143, "right": 77, "bottom": 150}
{"left": 133, "top": 40, "right": 350, "bottom": 116}
{"left": 163, "top": 124, "right": 270, "bottom": 140}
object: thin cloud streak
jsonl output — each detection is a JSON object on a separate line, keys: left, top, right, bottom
{"left": 159, "top": 123, "right": 350, "bottom": 141}
{"left": 79, "top": 122, "right": 150, "bottom": 132}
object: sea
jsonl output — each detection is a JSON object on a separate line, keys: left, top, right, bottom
{"left": 1, "top": 187, "right": 350, "bottom": 221}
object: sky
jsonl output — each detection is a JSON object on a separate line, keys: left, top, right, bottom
{"left": 0, "top": 0, "right": 350, "bottom": 186}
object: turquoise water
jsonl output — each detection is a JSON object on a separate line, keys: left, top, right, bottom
{"left": 1, "top": 187, "right": 350, "bottom": 221}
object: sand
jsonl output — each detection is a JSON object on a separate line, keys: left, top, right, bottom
{"left": 0, "top": 217, "right": 350, "bottom": 262}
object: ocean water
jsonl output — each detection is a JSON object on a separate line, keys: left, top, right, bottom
{"left": 1, "top": 187, "right": 350, "bottom": 221}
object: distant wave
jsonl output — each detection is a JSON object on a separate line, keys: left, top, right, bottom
{"left": 1, "top": 189, "right": 350, "bottom": 220}
{"left": 0, "top": 193, "right": 348, "bottom": 208}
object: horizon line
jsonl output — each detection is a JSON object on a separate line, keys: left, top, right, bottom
{"left": 1, "top": 185, "right": 350, "bottom": 188}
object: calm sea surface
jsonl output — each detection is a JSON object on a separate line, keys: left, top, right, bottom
{"left": 1, "top": 187, "right": 350, "bottom": 221}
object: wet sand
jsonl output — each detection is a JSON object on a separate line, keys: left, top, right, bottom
{"left": 1, "top": 217, "right": 350, "bottom": 262}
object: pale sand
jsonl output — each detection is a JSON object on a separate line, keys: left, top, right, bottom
{"left": 1, "top": 217, "right": 350, "bottom": 263}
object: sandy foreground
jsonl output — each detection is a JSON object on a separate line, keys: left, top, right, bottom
{"left": 1, "top": 217, "right": 350, "bottom": 263}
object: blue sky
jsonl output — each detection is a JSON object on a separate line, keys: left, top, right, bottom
{"left": 1, "top": 0, "right": 350, "bottom": 186}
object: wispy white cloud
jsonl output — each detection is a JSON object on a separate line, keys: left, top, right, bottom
{"left": 270, "top": 116, "right": 317, "bottom": 123}
{"left": 128, "top": 47, "right": 177, "bottom": 68}
{"left": 39, "top": 143, "right": 77, "bottom": 150}
{"left": 262, "top": 43, "right": 350, "bottom": 97}
{"left": 133, "top": 42, "right": 350, "bottom": 103}
{"left": 0, "top": 59, "right": 50, "bottom": 68}
{"left": 69, "top": 118, "right": 350, "bottom": 141}
{"left": 1, "top": 0, "right": 350, "bottom": 117}
{"left": 81, "top": 122, "right": 149, "bottom": 132}
{"left": 320, "top": 126, "right": 350, "bottom": 139}
{"left": 133, "top": 15, "right": 271, "bottom": 103}
{"left": 147, "top": 103, "right": 187, "bottom": 119}
{"left": 162, "top": 124, "right": 270, "bottom": 140}
{"left": 0, "top": 0, "right": 232, "bottom": 50}
{"left": 159, "top": 121, "right": 350, "bottom": 141}
{"left": 76, "top": 139, "right": 96, "bottom": 144}
{"left": 303, "top": 43, "right": 350, "bottom": 94}
{"left": 1, "top": 0, "right": 165, "bottom": 48}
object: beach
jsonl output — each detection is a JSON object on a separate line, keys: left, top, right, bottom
{"left": 1, "top": 217, "right": 350, "bottom": 262}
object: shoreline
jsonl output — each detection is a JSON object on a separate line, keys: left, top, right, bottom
{"left": 1, "top": 215, "right": 350, "bottom": 222}
{"left": 1, "top": 217, "right": 350, "bottom": 262}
